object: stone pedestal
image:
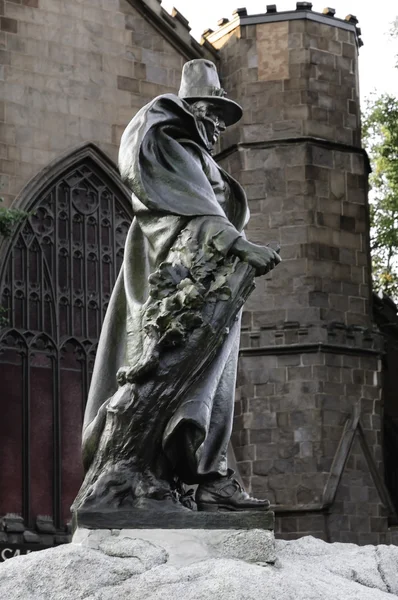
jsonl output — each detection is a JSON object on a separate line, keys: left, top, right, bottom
{"left": 72, "top": 508, "right": 276, "bottom": 565}
{"left": 72, "top": 508, "right": 275, "bottom": 531}
{"left": 72, "top": 526, "right": 276, "bottom": 566}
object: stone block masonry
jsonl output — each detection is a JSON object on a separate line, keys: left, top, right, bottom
{"left": 0, "top": 0, "right": 215, "bottom": 207}
{"left": 209, "top": 8, "right": 395, "bottom": 544}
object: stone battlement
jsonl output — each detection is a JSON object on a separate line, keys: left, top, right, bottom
{"left": 203, "top": 4, "right": 362, "bottom": 48}
{"left": 132, "top": 0, "right": 218, "bottom": 60}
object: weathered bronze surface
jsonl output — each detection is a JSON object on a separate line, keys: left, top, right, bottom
{"left": 72, "top": 60, "right": 280, "bottom": 518}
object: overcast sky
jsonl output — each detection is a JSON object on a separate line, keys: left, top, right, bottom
{"left": 161, "top": 0, "right": 398, "bottom": 103}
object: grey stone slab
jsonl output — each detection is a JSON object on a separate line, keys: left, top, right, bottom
{"left": 72, "top": 508, "right": 275, "bottom": 531}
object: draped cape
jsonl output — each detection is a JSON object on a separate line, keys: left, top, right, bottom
{"left": 82, "top": 94, "right": 249, "bottom": 477}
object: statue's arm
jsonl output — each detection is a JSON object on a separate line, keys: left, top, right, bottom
{"left": 230, "top": 237, "right": 281, "bottom": 276}
{"left": 208, "top": 222, "right": 281, "bottom": 276}
{"left": 180, "top": 142, "right": 282, "bottom": 277}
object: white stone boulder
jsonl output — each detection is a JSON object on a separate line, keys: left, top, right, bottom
{"left": 0, "top": 530, "right": 397, "bottom": 599}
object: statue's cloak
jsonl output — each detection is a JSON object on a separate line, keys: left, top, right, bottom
{"left": 82, "top": 94, "right": 249, "bottom": 479}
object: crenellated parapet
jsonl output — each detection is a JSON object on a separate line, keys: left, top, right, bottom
{"left": 130, "top": 0, "right": 218, "bottom": 61}
{"left": 204, "top": 3, "right": 363, "bottom": 48}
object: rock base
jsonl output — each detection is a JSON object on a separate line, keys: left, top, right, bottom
{"left": 72, "top": 526, "right": 276, "bottom": 565}
{"left": 1, "top": 534, "right": 397, "bottom": 599}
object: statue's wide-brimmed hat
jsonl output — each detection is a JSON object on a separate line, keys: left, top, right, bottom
{"left": 178, "top": 59, "right": 243, "bottom": 127}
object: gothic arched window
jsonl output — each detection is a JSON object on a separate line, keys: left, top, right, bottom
{"left": 0, "top": 145, "right": 133, "bottom": 530}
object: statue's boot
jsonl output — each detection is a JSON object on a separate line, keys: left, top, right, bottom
{"left": 195, "top": 469, "right": 270, "bottom": 512}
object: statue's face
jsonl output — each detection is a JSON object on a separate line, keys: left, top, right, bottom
{"left": 190, "top": 100, "right": 226, "bottom": 146}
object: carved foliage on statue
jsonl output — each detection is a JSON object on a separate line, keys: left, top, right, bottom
{"left": 144, "top": 229, "right": 236, "bottom": 348}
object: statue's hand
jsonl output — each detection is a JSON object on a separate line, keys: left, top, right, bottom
{"left": 230, "top": 238, "right": 281, "bottom": 276}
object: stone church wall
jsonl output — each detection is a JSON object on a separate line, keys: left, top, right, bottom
{"left": 0, "top": 0, "right": 215, "bottom": 207}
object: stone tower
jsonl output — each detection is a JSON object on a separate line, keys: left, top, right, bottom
{"left": 206, "top": 4, "right": 397, "bottom": 544}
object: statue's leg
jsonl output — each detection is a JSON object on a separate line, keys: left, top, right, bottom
{"left": 163, "top": 317, "right": 241, "bottom": 485}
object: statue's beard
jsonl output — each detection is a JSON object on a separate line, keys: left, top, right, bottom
{"left": 187, "top": 103, "right": 219, "bottom": 152}
{"left": 196, "top": 118, "right": 217, "bottom": 152}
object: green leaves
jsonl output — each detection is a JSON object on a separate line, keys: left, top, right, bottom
{"left": 363, "top": 94, "right": 398, "bottom": 300}
{"left": 0, "top": 198, "right": 30, "bottom": 328}
{"left": 0, "top": 198, "right": 29, "bottom": 239}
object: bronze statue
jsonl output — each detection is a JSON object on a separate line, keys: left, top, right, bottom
{"left": 72, "top": 60, "right": 281, "bottom": 515}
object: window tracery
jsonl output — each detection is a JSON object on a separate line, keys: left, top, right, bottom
{"left": 0, "top": 150, "right": 132, "bottom": 527}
